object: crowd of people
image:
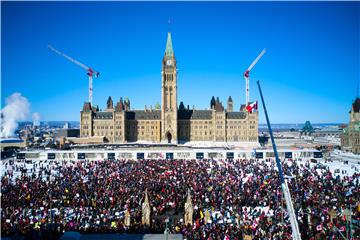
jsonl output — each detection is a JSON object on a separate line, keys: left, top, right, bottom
{"left": 1, "top": 157, "right": 359, "bottom": 239}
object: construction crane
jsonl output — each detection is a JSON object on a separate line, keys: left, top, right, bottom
{"left": 48, "top": 45, "right": 100, "bottom": 105}
{"left": 244, "top": 48, "right": 266, "bottom": 106}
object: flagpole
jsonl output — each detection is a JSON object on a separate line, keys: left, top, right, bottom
{"left": 257, "top": 80, "right": 302, "bottom": 240}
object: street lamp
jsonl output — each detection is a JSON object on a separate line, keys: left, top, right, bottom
{"left": 343, "top": 208, "right": 352, "bottom": 239}
{"left": 164, "top": 217, "right": 170, "bottom": 239}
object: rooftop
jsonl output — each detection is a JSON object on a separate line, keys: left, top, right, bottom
{"left": 0, "top": 138, "right": 24, "bottom": 143}
{"left": 352, "top": 97, "right": 360, "bottom": 113}
{"left": 93, "top": 112, "right": 113, "bottom": 119}
{"left": 126, "top": 110, "right": 161, "bottom": 120}
{"left": 227, "top": 112, "right": 246, "bottom": 119}
{"left": 178, "top": 110, "right": 212, "bottom": 120}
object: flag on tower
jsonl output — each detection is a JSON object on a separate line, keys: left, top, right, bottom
{"left": 246, "top": 101, "right": 258, "bottom": 113}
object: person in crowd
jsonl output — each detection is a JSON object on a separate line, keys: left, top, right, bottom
{"left": 1, "top": 157, "right": 359, "bottom": 239}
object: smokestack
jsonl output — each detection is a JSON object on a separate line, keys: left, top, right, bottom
{"left": 32, "top": 112, "right": 40, "bottom": 127}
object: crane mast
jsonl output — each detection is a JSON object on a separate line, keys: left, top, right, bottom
{"left": 244, "top": 48, "right": 266, "bottom": 106}
{"left": 48, "top": 45, "right": 99, "bottom": 105}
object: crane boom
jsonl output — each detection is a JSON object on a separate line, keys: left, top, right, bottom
{"left": 48, "top": 44, "right": 100, "bottom": 105}
{"left": 244, "top": 48, "right": 266, "bottom": 106}
{"left": 48, "top": 45, "right": 89, "bottom": 71}
{"left": 257, "top": 80, "right": 302, "bottom": 240}
{"left": 247, "top": 48, "right": 266, "bottom": 72}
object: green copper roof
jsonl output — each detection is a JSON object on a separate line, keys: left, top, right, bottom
{"left": 165, "top": 32, "right": 174, "bottom": 57}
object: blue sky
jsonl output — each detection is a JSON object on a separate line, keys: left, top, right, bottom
{"left": 1, "top": 1, "right": 359, "bottom": 123}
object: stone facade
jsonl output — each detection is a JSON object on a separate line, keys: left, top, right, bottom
{"left": 341, "top": 97, "right": 360, "bottom": 154}
{"left": 141, "top": 189, "right": 151, "bottom": 226}
{"left": 80, "top": 32, "right": 258, "bottom": 144}
{"left": 184, "top": 190, "right": 193, "bottom": 226}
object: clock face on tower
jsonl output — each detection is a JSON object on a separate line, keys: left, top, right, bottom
{"left": 166, "top": 59, "right": 172, "bottom": 66}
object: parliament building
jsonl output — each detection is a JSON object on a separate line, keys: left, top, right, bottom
{"left": 80, "top": 32, "right": 258, "bottom": 144}
{"left": 341, "top": 97, "right": 360, "bottom": 154}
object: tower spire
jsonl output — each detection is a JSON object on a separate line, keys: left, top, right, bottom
{"left": 165, "top": 32, "right": 174, "bottom": 57}
{"left": 168, "top": 18, "right": 172, "bottom": 32}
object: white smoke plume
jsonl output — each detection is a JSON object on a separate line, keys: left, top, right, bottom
{"left": 32, "top": 112, "right": 41, "bottom": 127}
{"left": 1, "top": 93, "right": 30, "bottom": 138}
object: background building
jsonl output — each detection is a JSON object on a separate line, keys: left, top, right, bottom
{"left": 80, "top": 32, "right": 258, "bottom": 144}
{"left": 341, "top": 97, "right": 360, "bottom": 154}
{"left": 55, "top": 128, "right": 80, "bottom": 138}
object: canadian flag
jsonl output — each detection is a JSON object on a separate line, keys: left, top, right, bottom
{"left": 246, "top": 101, "right": 258, "bottom": 113}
